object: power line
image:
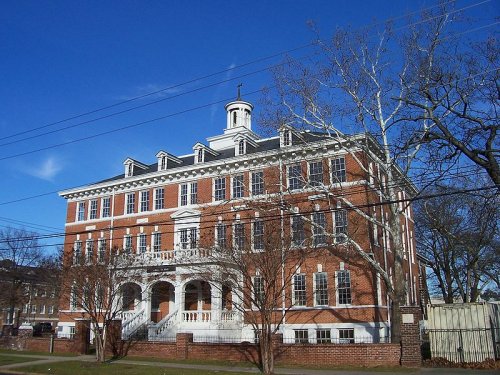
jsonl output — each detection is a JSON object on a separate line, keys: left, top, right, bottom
{"left": 0, "top": 0, "right": 464, "bottom": 144}
{"left": 0, "top": 183, "right": 496, "bottom": 250}
{"left": 0, "top": 165, "right": 489, "bottom": 244}
{"left": 1, "top": 1, "right": 492, "bottom": 153}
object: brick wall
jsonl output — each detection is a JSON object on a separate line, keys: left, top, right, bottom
{"left": 400, "top": 306, "right": 422, "bottom": 367}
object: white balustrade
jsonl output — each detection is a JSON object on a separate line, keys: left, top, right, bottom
{"left": 181, "top": 310, "right": 212, "bottom": 323}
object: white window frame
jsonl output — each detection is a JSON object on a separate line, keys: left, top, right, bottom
{"left": 331, "top": 156, "right": 347, "bottom": 183}
{"left": 152, "top": 232, "right": 161, "bottom": 252}
{"left": 336, "top": 270, "right": 352, "bottom": 305}
{"left": 139, "top": 190, "right": 150, "bottom": 212}
{"left": 253, "top": 275, "right": 264, "bottom": 306}
{"left": 214, "top": 176, "right": 226, "bottom": 201}
{"left": 232, "top": 174, "right": 244, "bottom": 199}
{"left": 314, "top": 272, "right": 329, "bottom": 306}
{"left": 125, "top": 193, "right": 135, "bottom": 215}
{"left": 88, "top": 199, "right": 98, "bottom": 220}
{"left": 137, "top": 233, "right": 147, "bottom": 253}
{"left": 252, "top": 219, "right": 264, "bottom": 251}
{"left": 179, "top": 182, "right": 198, "bottom": 206}
{"left": 124, "top": 235, "right": 133, "bottom": 254}
{"left": 73, "top": 241, "right": 82, "bottom": 264}
{"left": 98, "top": 238, "right": 106, "bottom": 262}
{"left": 292, "top": 273, "right": 306, "bottom": 306}
{"left": 312, "top": 211, "right": 327, "bottom": 246}
{"left": 101, "top": 197, "right": 111, "bottom": 218}
{"left": 308, "top": 160, "right": 324, "bottom": 186}
{"left": 215, "top": 222, "right": 227, "bottom": 249}
{"left": 233, "top": 222, "right": 245, "bottom": 250}
{"left": 76, "top": 201, "right": 85, "bottom": 222}
{"left": 154, "top": 188, "right": 164, "bottom": 210}
{"left": 251, "top": 171, "right": 264, "bottom": 196}
{"left": 85, "top": 239, "right": 94, "bottom": 263}
{"left": 288, "top": 164, "right": 303, "bottom": 191}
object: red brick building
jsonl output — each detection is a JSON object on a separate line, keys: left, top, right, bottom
{"left": 58, "top": 97, "right": 420, "bottom": 344}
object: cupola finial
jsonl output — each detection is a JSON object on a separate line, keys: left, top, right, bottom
{"left": 237, "top": 83, "right": 242, "bottom": 100}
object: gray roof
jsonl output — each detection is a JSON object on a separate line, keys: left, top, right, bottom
{"left": 97, "top": 131, "right": 331, "bottom": 184}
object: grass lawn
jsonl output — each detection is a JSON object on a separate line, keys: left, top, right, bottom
{"left": 121, "top": 355, "right": 256, "bottom": 368}
{"left": 0, "top": 354, "right": 43, "bottom": 366}
{"left": 16, "top": 361, "right": 244, "bottom": 375}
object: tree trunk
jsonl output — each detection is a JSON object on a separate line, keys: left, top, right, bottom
{"left": 260, "top": 328, "right": 274, "bottom": 375}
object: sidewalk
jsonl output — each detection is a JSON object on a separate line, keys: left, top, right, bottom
{"left": 0, "top": 352, "right": 498, "bottom": 375}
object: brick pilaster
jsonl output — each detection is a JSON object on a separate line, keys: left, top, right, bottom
{"left": 176, "top": 332, "right": 193, "bottom": 360}
{"left": 74, "top": 319, "right": 90, "bottom": 355}
{"left": 400, "top": 306, "right": 422, "bottom": 367}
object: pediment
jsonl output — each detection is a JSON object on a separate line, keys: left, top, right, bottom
{"left": 170, "top": 209, "right": 201, "bottom": 220}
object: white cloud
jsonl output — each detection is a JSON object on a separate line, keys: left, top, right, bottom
{"left": 25, "top": 156, "right": 63, "bottom": 181}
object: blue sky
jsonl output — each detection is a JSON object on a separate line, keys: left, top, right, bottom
{"left": 0, "top": 0, "right": 497, "bottom": 253}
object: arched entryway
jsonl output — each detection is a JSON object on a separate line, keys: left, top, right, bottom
{"left": 150, "top": 281, "right": 175, "bottom": 323}
{"left": 120, "top": 282, "right": 142, "bottom": 311}
{"left": 184, "top": 280, "right": 211, "bottom": 311}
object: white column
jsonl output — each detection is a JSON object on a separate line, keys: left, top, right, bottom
{"left": 211, "top": 281, "right": 222, "bottom": 322}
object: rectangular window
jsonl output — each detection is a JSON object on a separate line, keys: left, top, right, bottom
{"left": 152, "top": 232, "right": 161, "bottom": 252}
{"left": 101, "top": 197, "right": 111, "bottom": 218}
{"left": 126, "top": 193, "right": 135, "bottom": 214}
{"left": 312, "top": 211, "right": 327, "bottom": 246}
{"left": 293, "top": 274, "right": 306, "bottom": 306}
{"left": 190, "top": 182, "right": 198, "bottom": 204}
{"left": 292, "top": 215, "right": 305, "bottom": 246}
{"left": 288, "top": 165, "right": 303, "bottom": 191}
{"left": 216, "top": 223, "right": 226, "bottom": 249}
{"left": 77, "top": 202, "right": 85, "bottom": 222}
{"left": 335, "top": 208, "right": 348, "bottom": 241}
{"left": 232, "top": 174, "right": 244, "bottom": 198}
{"left": 234, "top": 222, "right": 245, "bottom": 250}
{"left": 189, "top": 228, "right": 197, "bottom": 249}
{"left": 294, "top": 329, "right": 309, "bottom": 344}
{"left": 85, "top": 240, "right": 94, "bottom": 262}
{"left": 89, "top": 200, "right": 98, "bottom": 220}
{"left": 314, "top": 272, "right": 328, "bottom": 306}
{"left": 138, "top": 233, "right": 147, "bottom": 253}
{"left": 140, "top": 190, "right": 149, "bottom": 212}
{"left": 98, "top": 238, "right": 106, "bottom": 262}
{"left": 40, "top": 305, "right": 46, "bottom": 314}
{"left": 180, "top": 229, "right": 188, "bottom": 249}
{"left": 31, "top": 304, "right": 37, "bottom": 313}
{"left": 48, "top": 306, "right": 54, "bottom": 314}
{"left": 309, "top": 161, "right": 324, "bottom": 186}
{"left": 316, "top": 329, "right": 331, "bottom": 344}
{"left": 251, "top": 171, "right": 264, "bottom": 196}
{"left": 331, "top": 157, "right": 346, "bottom": 183}
{"left": 214, "top": 177, "right": 226, "bottom": 201}
{"left": 338, "top": 328, "right": 354, "bottom": 344}
{"left": 337, "top": 270, "right": 352, "bottom": 305}
{"left": 179, "top": 228, "right": 197, "bottom": 249}
{"left": 180, "top": 184, "right": 188, "bottom": 206}
{"left": 154, "top": 188, "right": 164, "bottom": 210}
{"left": 23, "top": 304, "right": 28, "bottom": 314}
{"left": 73, "top": 241, "right": 82, "bottom": 264}
{"left": 124, "top": 235, "right": 133, "bottom": 253}
{"left": 253, "top": 220, "right": 264, "bottom": 251}
{"left": 253, "top": 276, "right": 264, "bottom": 305}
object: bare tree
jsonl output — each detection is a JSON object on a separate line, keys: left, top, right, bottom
{"left": 260, "top": 3, "right": 496, "bottom": 342}
{"left": 401, "top": 10, "right": 499, "bottom": 187}
{"left": 415, "top": 181, "right": 499, "bottom": 303}
{"left": 60, "top": 245, "right": 150, "bottom": 362}
{"left": 0, "top": 227, "right": 44, "bottom": 326}
{"left": 195, "top": 210, "right": 314, "bottom": 375}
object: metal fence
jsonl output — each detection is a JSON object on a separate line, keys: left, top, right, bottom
{"left": 424, "top": 328, "right": 500, "bottom": 363}
{"left": 282, "top": 335, "right": 390, "bottom": 345}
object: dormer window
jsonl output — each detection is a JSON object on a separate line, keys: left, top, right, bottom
{"left": 124, "top": 158, "right": 149, "bottom": 177}
{"left": 193, "top": 143, "right": 218, "bottom": 164}
{"left": 280, "top": 127, "right": 292, "bottom": 147}
{"left": 283, "top": 130, "right": 291, "bottom": 146}
{"left": 156, "top": 151, "right": 182, "bottom": 172}
{"left": 238, "top": 139, "right": 245, "bottom": 155}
